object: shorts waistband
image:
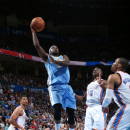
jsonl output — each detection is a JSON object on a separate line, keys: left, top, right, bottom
{"left": 49, "top": 83, "right": 68, "bottom": 86}
{"left": 87, "top": 104, "right": 102, "bottom": 107}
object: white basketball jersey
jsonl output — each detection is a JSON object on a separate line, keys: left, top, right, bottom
{"left": 86, "top": 80, "right": 104, "bottom": 106}
{"left": 8, "top": 106, "right": 26, "bottom": 130}
{"left": 113, "top": 71, "right": 130, "bottom": 107}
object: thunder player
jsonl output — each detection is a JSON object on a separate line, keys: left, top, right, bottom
{"left": 75, "top": 67, "right": 108, "bottom": 130}
{"left": 102, "top": 58, "right": 130, "bottom": 130}
{"left": 8, "top": 95, "right": 28, "bottom": 130}
{"left": 30, "top": 26, "right": 76, "bottom": 130}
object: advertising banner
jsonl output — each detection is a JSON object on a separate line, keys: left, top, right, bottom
{"left": 9, "top": 26, "right": 58, "bottom": 41}
{"left": 11, "top": 85, "right": 84, "bottom": 95}
{"left": 0, "top": 28, "right": 8, "bottom": 34}
{"left": 11, "top": 85, "right": 48, "bottom": 93}
{"left": 1, "top": 48, "right": 129, "bottom": 66}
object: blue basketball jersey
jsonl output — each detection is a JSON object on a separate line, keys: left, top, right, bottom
{"left": 45, "top": 55, "right": 70, "bottom": 86}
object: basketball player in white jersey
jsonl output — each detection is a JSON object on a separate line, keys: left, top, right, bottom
{"left": 75, "top": 67, "right": 108, "bottom": 130}
{"left": 8, "top": 95, "right": 28, "bottom": 130}
{"left": 102, "top": 58, "right": 130, "bottom": 130}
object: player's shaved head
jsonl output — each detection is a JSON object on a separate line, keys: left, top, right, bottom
{"left": 116, "top": 58, "right": 129, "bottom": 71}
{"left": 93, "top": 67, "right": 103, "bottom": 76}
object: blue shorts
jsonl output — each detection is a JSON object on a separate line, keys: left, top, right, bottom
{"left": 48, "top": 84, "right": 76, "bottom": 110}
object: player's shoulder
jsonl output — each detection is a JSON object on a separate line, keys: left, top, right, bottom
{"left": 108, "top": 74, "right": 120, "bottom": 82}
{"left": 14, "top": 106, "right": 22, "bottom": 112}
{"left": 62, "top": 55, "right": 69, "bottom": 61}
{"left": 109, "top": 73, "right": 119, "bottom": 78}
{"left": 62, "top": 55, "right": 69, "bottom": 58}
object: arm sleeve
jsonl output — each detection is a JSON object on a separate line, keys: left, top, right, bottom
{"left": 102, "top": 88, "right": 114, "bottom": 108}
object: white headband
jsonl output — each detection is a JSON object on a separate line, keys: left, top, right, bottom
{"left": 49, "top": 45, "right": 58, "bottom": 54}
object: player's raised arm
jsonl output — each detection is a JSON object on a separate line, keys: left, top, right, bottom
{"left": 49, "top": 55, "right": 70, "bottom": 67}
{"left": 30, "top": 25, "right": 48, "bottom": 63}
{"left": 9, "top": 107, "right": 25, "bottom": 130}
{"left": 96, "top": 69, "right": 102, "bottom": 84}
{"left": 102, "top": 74, "right": 115, "bottom": 109}
{"left": 96, "top": 68, "right": 107, "bottom": 90}
{"left": 75, "top": 92, "right": 87, "bottom": 102}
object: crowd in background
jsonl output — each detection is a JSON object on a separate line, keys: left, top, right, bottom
{"left": 0, "top": 73, "right": 87, "bottom": 92}
{"left": 0, "top": 73, "right": 118, "bottom": 130}
{"left": 0, "top": 33, "right": 129, "bottom": 62}
{"left": 0, "top": 82, "right": 86, "bottom": 130}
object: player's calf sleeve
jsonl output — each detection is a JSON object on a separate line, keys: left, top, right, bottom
{"left": 102, "top": 88, "right": 114, "bottom": 108}
{"left": 66, "top": 107, "right": 75, "bottom": 125}
{"left": 54, "top": 103, "right": 62, "bottom": 120}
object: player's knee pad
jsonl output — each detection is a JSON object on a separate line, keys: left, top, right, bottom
{"left": 66, "top": 107, "right": 75, "bottom": 124}
{"left": 54, "top": 103, "right": 62, "bottom": 120}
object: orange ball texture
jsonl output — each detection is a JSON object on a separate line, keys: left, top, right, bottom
{"left": 31, "top": 17, "right": 45, "bottom": 32}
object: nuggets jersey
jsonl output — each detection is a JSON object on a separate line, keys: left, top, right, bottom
{"left": 86, "top": 80, "right": 104, "bottom": 106}
{"left": 45, "top": 55, "right": 70, "bottom": 86}
{"left": 113, "top": 71, "right": 130, "bottom": 106}
{"left": 8, "top": 106, "right": 26, "bottom": 130}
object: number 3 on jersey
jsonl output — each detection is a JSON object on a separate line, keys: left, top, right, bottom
{"left": 88, "top": 89, "right": 93, "bottom": 96}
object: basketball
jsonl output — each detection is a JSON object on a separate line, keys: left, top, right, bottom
{"left": 31, "top": 17, "right": 45, "bottom": 32}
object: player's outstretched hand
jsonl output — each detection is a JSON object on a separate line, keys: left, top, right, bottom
{"left": 30, "top": 24, "right": 36, "bottom": 34}
{"left": 99, "top": 69, "right": 102, "bottom": 76}
{"left": 102, "top": 106, "right": 109, "bottom": 113}
{"left": 49, "top": 55, "right": 56, "bottom": 64}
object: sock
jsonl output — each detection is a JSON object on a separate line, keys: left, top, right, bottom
{"left": 55, "top": 123, "right": 60, "bottom": 130}
{"left": 69, "top": 128, "right": 74, "bottom": 130}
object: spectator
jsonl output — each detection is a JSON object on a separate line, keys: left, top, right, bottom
{"left": 0, "top": 115, "right": 2, "bottom": 122}
{"left": 4, "top": 123, "right": 9, "bottom": 130}
{"left": 28, "top": 114, "right": 33, "bottom": 120}
{"left": 0, "top": 110, "right": 6, "bottom": 121}
{"left": 38, "top": 124, "right": 43, "bottom": 130}
{"left": 32, "top": 118, "right": 37, "bottom": 126}
{"left": 60, "top": 120, "right": 64, "bottom": 129}
{"left": 7, "top": 101, "right": 12, "bottom": 113}
{"left": 0, "top": 98, "right": 5, "bottom": 108}
{"left": 5, "top": 112, "right": 10, "bottom": 121}
{"left": 0, "top": 87, "right": 3, "bottom": 95}
{"left": 0, "top": 120, "right": 5, "bottom": 128}
{"left": 10, "top": 97, "right": 16, "bottom": 105}
{"left": 15, "top": 101, "right": 19, "bottom": 107}
{"left": 7, "top": 88, "right": 11, "bottom": 95}
{"left": 3, "top": 102, "right": 8, "bottom": 111}
{"left": 30, "top": 122, "right": 37, "bottom": 129}
{"left": 3, "top": 97, "right": 8, "bottom": 103}
{"left": 10, "top": 87, "right": 14, "bottom": 94}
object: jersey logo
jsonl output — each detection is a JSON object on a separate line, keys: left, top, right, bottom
{"left": 123, "top": 78, "right": 130, "bottom": 84}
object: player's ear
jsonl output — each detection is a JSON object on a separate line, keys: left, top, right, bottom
{"left": 118, "top": 64, "right": 122, "bottom": 67}
{"left": 118, "top": 64, "right": 122, "bottom": 68}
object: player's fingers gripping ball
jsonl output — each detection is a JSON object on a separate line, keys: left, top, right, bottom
{"left": 31, "top": 17, "right": 45, "bottom": 32}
